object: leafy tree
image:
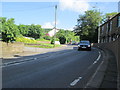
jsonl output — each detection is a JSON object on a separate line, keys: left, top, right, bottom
{"left": 1, "top": 17, "right": 20, "bottom": 43}
{"left": 18, "top": 24, "right": 29, "bottom": 36}
{"left": 56, "top": 29, "right": 79, "bottom": 44}
{"left": 27, "top": 24, "right": 44, "bottom": 39}
{"left": 43, "top": 35, "right": 51, "bottom": 40}
{"left": 74, "top": 10, "right": 102, "bottom": 43}
{"left": 103, "top": 12, "right": 118, "bottom": 22}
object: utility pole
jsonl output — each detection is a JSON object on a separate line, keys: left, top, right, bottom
{"left": 98, "top": 8, "right": 100, "bottom": 43}
{"left": 54, "top": 5, "right": 57, "bottom": 47}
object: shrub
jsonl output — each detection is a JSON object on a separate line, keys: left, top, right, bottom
{"left": 59, "top": 36, "right": 66, "bottom": 44}
{"left": 51, "top": 38, "right": 59, "bottom": 44}
{"left": 43, "top": 35, "right": 52, "bottom": 40}
{"left": 51, "top": 38, "right": 54, "bottom": 44}
{"left": 15, "top": 37, "right": 37, "bottom": 43}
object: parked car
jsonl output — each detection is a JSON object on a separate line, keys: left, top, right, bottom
{"left": 78, "top": 40, "right": 91, "bottom": 51}
{"left": 71, "top": 41, "right": 77, "bottom": 45}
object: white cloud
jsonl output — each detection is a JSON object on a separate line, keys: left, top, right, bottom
{"left": 59, "top": 0, "right": 89, "bottom": 13}
{"left": 42, "top": 21, "right": 59, "bottom": 28}
{"left": 42, "top": 22, "right": 54, "bottom": 28}
{"left": 63, "top": 27, "right": 74, "bottom": 31}
{"left": 52, "top": 21, "right": 59, "bottom": 25}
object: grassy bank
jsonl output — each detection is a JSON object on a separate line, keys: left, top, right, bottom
{"left": 26, "top": 43, "right": 61, "bottom": 48}
{"left": 16, "top": 37, "right": 61, "bottom": 48}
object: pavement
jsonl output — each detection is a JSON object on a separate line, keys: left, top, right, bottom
{"left": 84, "top": 48, "right": 118, "bottom": 89}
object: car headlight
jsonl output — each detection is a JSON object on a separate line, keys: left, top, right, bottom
{"left": 88, "top": 45, "right": 90, "bottom": 47}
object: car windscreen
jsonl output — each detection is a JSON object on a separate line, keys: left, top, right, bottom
{"left": 80, "top": 41, "right": 90, "bottom": 44}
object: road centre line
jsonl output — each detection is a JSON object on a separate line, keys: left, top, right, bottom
{"left": 70, "top": 77, "right": 82, "bottom": 86}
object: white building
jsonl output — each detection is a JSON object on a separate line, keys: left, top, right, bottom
{"left": 48, "top": 28, "right": 59, "bottom": 37}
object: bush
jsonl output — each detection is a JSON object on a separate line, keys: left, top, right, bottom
{"left": 51, "top": 38, "right": 54, "bottom": 44}
{"left": 59, "top": 36, "right": 66, "bottom": 44}
{"left": 43, "top": 35, "right": 52, "bottom": 40}
{"left": 16, "top": 37, "right": 37, "bottom": 43}
{"left": 51, "top": 38, "right": 59, "bottom": 44}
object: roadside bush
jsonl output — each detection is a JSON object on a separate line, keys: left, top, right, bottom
{"left": 51, "top": 38, "right": 59, "bottom": 44}
{"left": 51, "top": 38, "right": 54, "bottom": 44}
{"left": 59, "top": 36, "right": 66, "bottom": 44}
{"left": 43, "top": 35, "right": 52, "bottom": 40}
{"left": 16, "top": 37, "right": 37, "bottom": 44}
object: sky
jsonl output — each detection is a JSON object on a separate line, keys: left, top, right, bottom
{"left": 1, "top": 0, "right": 119, "bottom": 30}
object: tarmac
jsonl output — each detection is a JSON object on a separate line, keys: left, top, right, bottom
{"left": 85, "top": 48, "right": 118, "bottom": 89}
{"left": 1, "top": 45, "right": 118, "bottom": 89}
{"left": 2, "top": 45, "right": 68, "bottom": 59}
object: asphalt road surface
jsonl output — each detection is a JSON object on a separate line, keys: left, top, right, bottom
{"left": 2, "top": 45, "right": 103, "bottom": 88}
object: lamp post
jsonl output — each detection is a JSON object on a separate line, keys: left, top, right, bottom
{"left": 54, "top": 5, "right": 57, "bottom": 47}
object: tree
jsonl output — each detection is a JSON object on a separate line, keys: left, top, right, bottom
{"left": 1, "top": 17, "right": 20, "bottom": 43}
{"left": 74, "top": 10, "right": 102, "bottom": 43}
{"left": 56, "top": 29, "right": 79, "bottom": 44}
{"left": 27, "top": 24, "right": 44, "bottom": 39}
{"left": 103, "top": 12, "right": 118, "bottom": 22}
{"left": 18, "top": 24, "right": 29, "bottom": 36}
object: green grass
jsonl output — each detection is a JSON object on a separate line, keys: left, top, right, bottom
{"left": 16, "top": 37, "right": 61, "bottom": 48}
{"left": 26, "top": 43, "right": 61, "bottom": 48}
{"left": 36, "top": 38, "right": 50, "bottom": 42}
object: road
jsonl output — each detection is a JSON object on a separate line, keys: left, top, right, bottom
{"left": 2, "top": 45, "right": 103, "bottom": 88}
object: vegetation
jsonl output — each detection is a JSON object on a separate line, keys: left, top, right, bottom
{"left": 1, "top": 17, "right": 79, "bottom": 45}
{"left": 2, "top": 10, "right": 116, "bottom": 45}
{"left": 74, "top": 10, "right": 102, "bottom": 43}
{"left": 56, "top": 29, "right": 79, "bottom": 44}
{"left": 103, "top": 12, "right": 118, "bottom": 22}
{"left": 1, "top": 17, "right": 20, "bottom": 43}
{"left": 16, "top": 37, "right": 37, "bottom": 44}
{"left": 28, "top": 43, "right": 61, "bottom": 48}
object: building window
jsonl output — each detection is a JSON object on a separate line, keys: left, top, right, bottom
{"left": 110, "top": 21, "right": 112, "bottom": 32}
{"left": 102, "top": 26, "right": 104, "bottom": 34}
{"left": 118, "top": 16, "right": 120, "bottom": 27}
{"left": 106, "top": 23, "right": 109, "bottom": 34}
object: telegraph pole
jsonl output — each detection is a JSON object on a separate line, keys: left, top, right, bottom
{"left": 54, "top": 5, "right": 57, "bottom": 47}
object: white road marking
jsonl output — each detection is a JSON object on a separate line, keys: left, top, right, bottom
{"left": 70, "top": 77, "right": 82, "bottom": 86}
{"left": 93, "top": 51, "right": 101, "bottom": 65}
{"left": 69, "top": 50, "right": 102, "bottom": 87}
{"left": 1, "top": 58, "right": 35, "bottom": 68}
{"left": 85, "top": 60, "right": 104, "bottom": 88}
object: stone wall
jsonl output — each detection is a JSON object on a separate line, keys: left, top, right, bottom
{"left": 93, "top": 37, "right": 120, "bottom": 89}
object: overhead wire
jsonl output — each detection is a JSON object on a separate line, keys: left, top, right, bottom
{"left": 3, "top": 5, "right": 56, "bottom": 12}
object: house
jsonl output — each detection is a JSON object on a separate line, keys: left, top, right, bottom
{"left": 47, "top": 28, "right": 59, "bottom": 37}
{"left": 99, "top": 13, "right": 120, "bottom": 43}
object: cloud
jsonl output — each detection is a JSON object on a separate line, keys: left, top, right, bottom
{"left": 63, "top": 26, "right": 74, "bottom": 31}
{"left": 42, "top": 22, "right": 54, "bottom": 28}
{"left": 59, "top": 0, "right": 89, "bottom": 13}
{"left": 42, "top": 21, "right": 59, "bottom": 28}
